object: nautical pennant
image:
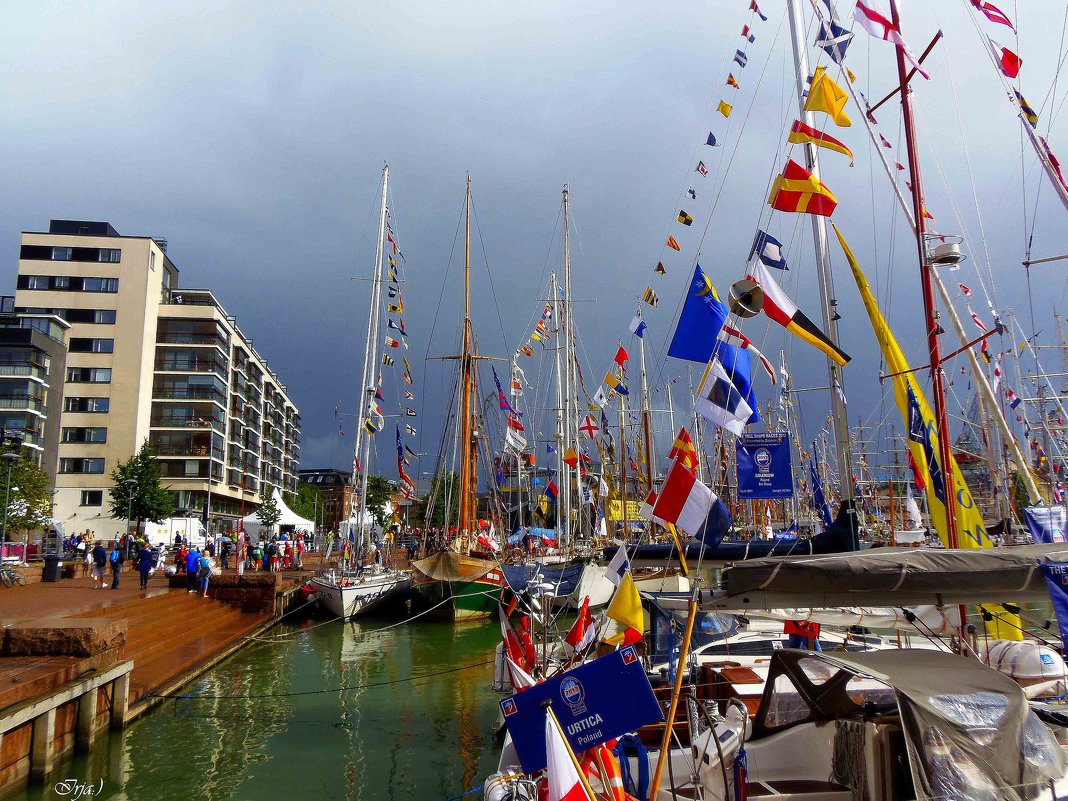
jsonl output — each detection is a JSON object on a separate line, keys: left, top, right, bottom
{"left": 665, "top": 236, "right": 681, "bottom": 251}
{"left": 788, "top": 119, "right": 854, "bottom": 164}
{"left": 746, "top": 257, "right": 850, "bottom": 365}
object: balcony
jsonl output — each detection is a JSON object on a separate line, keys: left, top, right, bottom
{"left": 0, "top": 363, "right": 47, "bottom": 381}
{"left": 155, "top": 358, "right": 227, "bottom": 377}
{"left": 157, "top": 332, "right": 225, "bottom": 346}
{"left": 153, "top": 386, "right": 226, "bottom": 404}
{"left": 158, "top": 461, "right": 222, "bottom": 480}
{"left": 150, "top": 415, "right": 224, "bottom": 432}
{"left": 0, "top": 395, "right": 45, "bottom": 414}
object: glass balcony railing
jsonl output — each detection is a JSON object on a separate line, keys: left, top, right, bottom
{"left": 0, "top": 363, "right": 47, "bottom": 381}
{"left": 0, "top": 395, "right": 45, "bottom": 413}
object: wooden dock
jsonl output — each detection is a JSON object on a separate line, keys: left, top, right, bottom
{"left": 0, "top": 562, "right": 313, "bottom": 794}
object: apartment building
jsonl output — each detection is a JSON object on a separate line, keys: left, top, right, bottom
{"left": 14, "top": 220, "right": 300, "bottom": 538}
{"left": 0, "top": 297, "right": 69, "bottom": 483}
{"left": 297, "top": 468, "right": 353, "bottom": 534}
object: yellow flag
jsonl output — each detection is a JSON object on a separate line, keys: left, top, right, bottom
{"left": 835, "top": 225, "right": 1020, "bottom": 640}
{"left": 604, "top": 573, "right": 644, "bottom": 644}
{"left": 804, "top": 66, "right": 851, "bottom": 127}
{"left": 718, "top": 100, "right": 732, "bottom": 118}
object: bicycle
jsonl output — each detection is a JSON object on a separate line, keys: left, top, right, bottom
{"left": 0, "top": 565, "right": 26, "bottom": 587}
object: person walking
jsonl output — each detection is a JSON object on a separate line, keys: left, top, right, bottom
{"left": 82, "top": 533, "right": 93, "bottom": 577}
{"left": 136, "top": 543, "right": 153, "bottom": 590}
{"left": 185, "top": 547, "right": 201, "bottom": 593}
{"left": 91, "top": 540, "right": 107, "bottom": 588}
{"left": 108, "top": 541, "right": 124, "bottom": 589}
{"left": 220, "top": 537, "right": 231, "bottom": 571}
{"left": 197, "top": 549, "right": 213, "bottom": 598}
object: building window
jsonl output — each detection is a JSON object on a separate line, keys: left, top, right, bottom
{"left": 60, "top": 458, "right": 105, "bottom": 474}
{"left": 52, "top": 247, "right": 73, "bottom": 261}
{"left": 80, "top": 490, "right": 103, "bottom": 507}
{"left": 63, "top": 427, "right": 107, "bottom": 443}
{"left": 69, "top": 337, "right": 114, "bottom": 354}
{"left": 65, "top": 396, "right": 110, "bottom": 413}
{"left": 16, "top": 275, "right": 120, "bottom": 293}
{"left": 66, "top": 367, "right": 111, "bottom": 383}
{"left": 98, "top": 248, "right": 121, "bottom": 263}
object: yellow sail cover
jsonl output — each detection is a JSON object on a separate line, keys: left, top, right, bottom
{"left": 834, "top": 225, "right": 1019, "bottom": 638}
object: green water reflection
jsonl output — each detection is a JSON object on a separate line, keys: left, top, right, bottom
{"left": 18, "top": 617, "right": 504, "bottom": 801}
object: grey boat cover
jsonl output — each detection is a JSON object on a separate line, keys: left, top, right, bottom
{"left": 759, "top": 650, "right": 1066, "bottom": 801}
{"left": 713, "top": 543, "right": 1068, "bottom": 609}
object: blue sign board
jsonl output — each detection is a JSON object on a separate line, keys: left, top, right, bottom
{"left": 736, "top": 432, "right": 794, "bottom": 499}
{"left": 1025, "top": 506, "right": 1067, "bottom": 544}
{"left": 500, "top": 645, "right": 663, "bottom": 774}
{"left": 1040, "top": 562, "right": 1068, "bottom": 654}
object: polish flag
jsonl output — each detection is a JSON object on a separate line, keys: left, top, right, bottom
{"left": 564, "top": 596, "right": 596, "bottom": 653}
{"left": 652, "top": 458, "right": 715, "bottom": 537}
{"left": 546, "top": 713, "right": 593, "bottom": 801}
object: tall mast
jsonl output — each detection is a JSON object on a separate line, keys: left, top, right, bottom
{"left": 457, "top": 176, "right": 476, "bottom": 550}
{"left": 560, "top": 187, "right": 573, "bottom": 547}
{"left": 638, "top": 329, "right": 655, "bottom": 496}
{"left": 890, "top": 0, "right": 959, "bottom": 548}
{"left": 786, "top": 0, "right": 854, "bottom": 505}
{"left": 551, "top": 272, "right": 566, "bottom": 546}
{"left": 354, "top": 164, "right": 390, "bottom": 547}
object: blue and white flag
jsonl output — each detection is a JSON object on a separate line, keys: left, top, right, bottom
{"left": 809, "top": 459, "right": 833, "bottom": 529}
{"left": 1040, "top": 562, "right": 1068, "bottom": 653}
{"left": 605, "top": 546, "right": 630, "bottom": 587}
{"left": 734, "top": 50, "right": 748, "bottom": 68}
{"left": 629, "top": 314, "right": 647, "bottom": 338}
{"left": 749, "top": 230, "right": 788, "bottom": 270}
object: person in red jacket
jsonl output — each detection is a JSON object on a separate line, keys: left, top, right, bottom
{"left": 784, "top": 619, "right": 821, "bottom": 650}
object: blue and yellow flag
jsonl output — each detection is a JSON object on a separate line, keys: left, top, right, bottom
{"left": 834, "top": 224, "right": 1019, "bottom": 639}
{"left": 667, "top": 264, "right": 727, "bottom": 363}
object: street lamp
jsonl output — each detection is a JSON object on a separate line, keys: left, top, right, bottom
{"left": 0, "top": 452, "right": 19, "bottom": 560}
{"left": 123, "top": 478, "right": 137, "bottom": 555}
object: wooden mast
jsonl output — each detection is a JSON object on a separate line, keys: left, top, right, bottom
{"left": 890, "top": 0, "right": 959, "bottom": 548}
{"left": 458, "top": 175, "right": 476, "bottom": 552}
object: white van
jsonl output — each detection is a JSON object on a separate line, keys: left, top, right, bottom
{"left": 142, "top": 517, "right": 207, "bottom": 550}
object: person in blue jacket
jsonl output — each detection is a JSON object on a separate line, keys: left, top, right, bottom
{"left": 197, "top": 550, "right": 213, "bottom": 598}
{"left": 108, "top": 541, "right": 124, "bottom": 589}
{"left": 136, "top": 544, "right": 153, "bottom": 590}
{"left": 186, "top": 547, "right": 202, "bottom": 593}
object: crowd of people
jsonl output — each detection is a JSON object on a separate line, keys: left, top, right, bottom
{"left": 64, "top": 527, "right": 317, "bottom": 598}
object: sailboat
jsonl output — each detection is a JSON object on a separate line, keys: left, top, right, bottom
{"left": 409, "top": 177, "right": 506, "bottom": 621}
{"left": 310, "top": 164, "right": 408, "bottom": 619}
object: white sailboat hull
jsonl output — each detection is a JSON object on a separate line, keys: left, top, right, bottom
{"left": 310, "top": 570, "right": 408, "bottom": 619}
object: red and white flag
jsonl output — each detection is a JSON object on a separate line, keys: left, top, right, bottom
{"left": 564, "top": 596, "right": 596, "bottom": 654}
{"left": 971, "top": 0, "right": 1015, "bottom": 32}
{"left": 852, "top": 1, "right": 930, "bottom": 79}
{"left": 505, "top": 654, "right": 537, "bottom": 690}
{"left": 968, "top": 306, "right": 988, "bottom": 331}
{"left": 987, "top": 37, "right": 1022, "bottom": 79}
{"left": 720, "top": 323, "right": 776, "bottom": 384}
{"left": 959, "top": 283, "right": 972, "bottom": 297}
{"left": 546, "top": 712, "right": 593, "bottom": 801}
{"left": 652, "top": 459, "right": 715, "bottom": 537}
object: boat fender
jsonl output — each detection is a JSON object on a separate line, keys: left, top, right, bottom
{"left": 306, "top": 592, "right": 318, "bottom": 605}
{"left": 613, "top": 733, "right": 649, "bottom": 801}
{"left": 298, "top": 584, "right": 315, "bottom": 601}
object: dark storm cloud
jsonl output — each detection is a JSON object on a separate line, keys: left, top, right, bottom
{"left": 0, "top": 1, "right": 1064, "bottom": 477}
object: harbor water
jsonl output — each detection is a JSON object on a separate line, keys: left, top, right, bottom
{"left": 15, "top": 616, "right": 505, "bottom": 801}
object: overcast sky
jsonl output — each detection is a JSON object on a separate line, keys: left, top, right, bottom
{"left": 1, "top": 1, "right": 1065, "bottom": 483}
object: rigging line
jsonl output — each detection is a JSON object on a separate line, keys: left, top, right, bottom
{"left": 469, "top": 194, "right": 510, "bottom": 354}
{"left": 154, "top": 657, "right": 499, "bottom": 701}
{"left": 930, "top": 4, "right": 998, "bottom": 309}
{"left": 648, "top": 10, "right": 791, "bottom": 390}
{"left": 1044, "top": 3, "right": 1068, "bottom": 130}
{"left": 417, "top": 192, "right": 468, "bottom": 465}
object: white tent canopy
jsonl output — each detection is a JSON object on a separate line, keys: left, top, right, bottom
{"left": 240, "top": 488, "right": 315, "bottom": 541}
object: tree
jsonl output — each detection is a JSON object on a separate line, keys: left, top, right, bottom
{"left": 0, "top": 445, "right": 51, "bottom": 538}
{"left": 365, "top": 475, "right": 394, "bottom": 526}
{"left": 285, "top": 483, "right": 323, "bottom": 524}
{"left": 109, "top": 441, "right": 174, "bottom": 529}
{"left": 256, "top": 492, "right": 282, "bottom": 531}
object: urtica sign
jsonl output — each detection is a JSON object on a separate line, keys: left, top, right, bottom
{"left": 500, "top": 646, "right": 663, "bottom": 773}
